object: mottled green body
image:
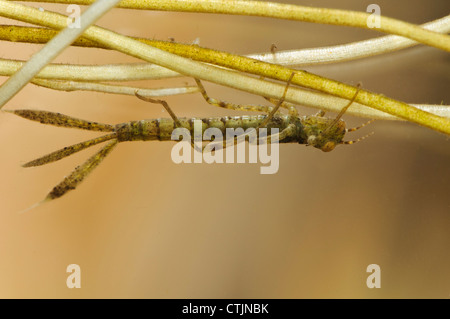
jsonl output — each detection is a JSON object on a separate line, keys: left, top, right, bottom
{"left": 8, "top": 109, "right": 349, "bottom": 201}
{"left": 113, "top": 114, "right": 335, "bottom": 145}
{"left": 10, "top": 109, "right": 347, "bottom": 149}
{"left": 6, "top": 74, "right": 372, "bottom": 204}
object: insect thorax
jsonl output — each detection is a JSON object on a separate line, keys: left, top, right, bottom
{"left": 299, "top": 116, "right": 346, "bottom": 152}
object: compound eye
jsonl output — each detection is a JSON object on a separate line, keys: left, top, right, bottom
{"left": 321, "top": 141, "right": 336, "bottom": 152}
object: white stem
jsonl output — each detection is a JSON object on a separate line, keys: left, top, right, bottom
{"left": 0, "top": 0, "right": 122, "bottom": 108}
{"left": 1, "top": 16, "right": 448, "bottom": 83}
{"left": 249, "top": 15, "right": 450, "bottom": 66}
{"left": 32, "top": 79, "right": 199, "bottom": 97}
{"left": 0, "top": 59, "right": 179, "bottom": 81}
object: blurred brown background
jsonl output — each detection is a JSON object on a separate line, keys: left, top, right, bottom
{"left": 0, "top": 0, "right": 449, "bottom": 298}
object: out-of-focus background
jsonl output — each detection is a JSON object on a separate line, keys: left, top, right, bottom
{"left": 0, "top": 0, "right": 449, "bottom": 298}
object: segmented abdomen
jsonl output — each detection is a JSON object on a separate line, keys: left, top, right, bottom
{"left": 114, "top": 114, "right": 295, "bottom": 142}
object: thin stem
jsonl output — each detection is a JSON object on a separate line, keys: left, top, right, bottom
{"left": 2, "top": 14, "right": 449, "bottom": 67}
{"left": 0, "top": 58, "right": 179, "bottom": 81}
{"left": 2, "top": 56, "right": 447, "bottom": 120}
{"left": 21, "top": 0, "right": 450, "bottom": 51}
{"left": 0, "top": 0, "right": 122, "bottom": 108}
{"left": 1, "top": 1, "right": 450, "bottom": 135}
{"left": 249, "top": 15, "right": 450, "bottom": 66}
{"left": 31, "top": 79, "right": 199, "bottom": 97}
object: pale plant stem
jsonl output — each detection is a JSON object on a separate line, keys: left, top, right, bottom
{"left": 0, "top": 0, "right": 122, "bottom": 108}
{"left": 31, "top": 79, "right": 199, "bottom": 97}
{"left": 283, "top": 98, "right": 450, "bottom": 121}
{"left": 249, "top": 15, "right": 450, "bottom": 66}
{"left": 0, "top": 1, "right": 449, "bottom": 134}
{"left": 19, "top": 0, "right": 450, "bottom": 51}
{"left": 1, "top": 15, "right": 449, "bottom": 69}
{"left": 26, "top": 78, "right": 450, "bottom": 121}
{"left": 0, "top": 59, "right": 180, "bottom": 81}
{"left": 21, "top": 78, "right": 450, "bottom": 121}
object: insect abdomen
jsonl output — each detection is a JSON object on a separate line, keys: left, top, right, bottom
{"left": 115, "top": 120, "right": 161, "bottom": 141}
{"left": 115, "top": 115, "right": 295, "bottom": 142}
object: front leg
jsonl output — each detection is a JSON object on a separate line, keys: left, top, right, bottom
{"left": 263, "top": 124, "right": 297, "bottom": 144}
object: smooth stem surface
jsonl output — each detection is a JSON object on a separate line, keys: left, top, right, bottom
{"left": 2, "top": 14, "right": 449, "bottom": 66}
{"left": 1, "top": 1, "right": 450, "bottom": 135}
{"left": 0, "top": 0, "right": 122, "bottom": 107}
{"left": 22, "top": 0, "right": 450, "bottom": 51}
{"left": 2, "top": 58, "right": 449, "bottom": 121}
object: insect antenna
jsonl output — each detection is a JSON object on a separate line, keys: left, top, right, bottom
{"left": 322, "top": 83, "right": 361, "bottom": 135}
{"left": 345, "top": 119, "right": 376, "bottom": 132}
{"left": 340, "top": 132, "right": 375, "bottom": 145}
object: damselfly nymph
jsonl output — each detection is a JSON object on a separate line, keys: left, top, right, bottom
{"left": 5, "top": 76, "right": 373, "bottom": 203}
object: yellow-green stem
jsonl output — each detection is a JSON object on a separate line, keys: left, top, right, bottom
{"left": 22, "top": 0, "right": 450, "bottom": 52}
{"left": 1, "top": 1, "right": 450, "bottom": 135}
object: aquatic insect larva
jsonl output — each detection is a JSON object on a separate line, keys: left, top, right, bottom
{"left": 5, "top": 76, "right": 372, "bottom": 202}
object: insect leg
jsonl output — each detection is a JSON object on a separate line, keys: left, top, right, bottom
{"left": 322, "top": 83, "right": 362, "bottom": 136}
{"left": 335, "top": 83, "right": 362, "bottom": 121}
{"left": 195, "top": 79, "right": 274, "bottom": 113}
{"left": 202, "top": 130, "right": 255, "bottom": 153}
{"left": 43, "top": 139, "right": 119, "bottom": 201}
{"left": 136, "top": 92, "right": 211, "bottom": 152}
{"left": 204, "top": 123, "right": 296, "bottom": 152}
{"left": 263, "top": 124, "right": 297, "bottom": 144}
{"left": 135, "top": 92, "right": 183, "bottom": 128}
{"left": 258, "top": 72, "right": 296, "bottom": 128}
{"left": 263, "top": 97, "right": 298, "bottom": 117}
{"left": 23, "top": 133, "right": 117, "bottom": 167}
{"left": 257, "top": 74, "right": 294, "bottom": 115}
